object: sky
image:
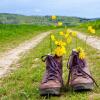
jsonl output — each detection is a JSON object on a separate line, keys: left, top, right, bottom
{"left": 0, "top": 0, "right": 100, "bottom": 18}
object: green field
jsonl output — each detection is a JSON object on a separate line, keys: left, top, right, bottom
{"left": 0, "top": 30, "right": 100, "bottom": 100}
{"left": 0, "top": 15, "right": 100, "bottom": 100}
{"left": 0, "top": 24, "right": 55, "bottom": 53}
{"left": 72, "top": 19, "right": 100, "bottom": 37}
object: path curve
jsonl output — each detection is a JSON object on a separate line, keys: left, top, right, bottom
{"left": 72, "top": 30, "right": 100, "bottom": 50}
{"left": 0, "top": 31, "right": 51, "bottom": 78}
{"left": 77, "top": 32, "right": 100, "bottom": 50}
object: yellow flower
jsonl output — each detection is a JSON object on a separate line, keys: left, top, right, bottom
{"left": 51, "top": 35, "right": 55, "bottom": 41}
{"left": 76, "top": 47, "right": 85, "bottom": 59}
{"left": 58, "top": 22, "right": 63, "bottom": 26}
{"left": 51, "top": 15, "right": 56, "bottom": 20}
{"left": 54, "top": 46, "right": 66, "bottom": 57}
{"left": 90, "top": 29, "right": 95, "bottom": 34}
{"left": 72, "top": 32, "right": 77, "bottom": 37}
{"left": 88, "top": 26, "right": 92, "bottom": 31}
{"left": 65, "top": 33, "right": 69, "bottom": 38}
{"left": 76, "top": 47, "right": 83, "bottom": 52}
{"left": 88, "top": 26, "right": 96, "bottom": 34}
{"left": 55, "top": 40, "right": 66, "bottom": 46}
{"left": 55, "top": 41, "right": 58, "bottom": 45}
{"left": 79, "top": 51, "right": 85, "bottom": 59}
{"left": 67, "top": 36, "right": 72, "bottom": 44}
{"left": 59, "top": 31, "right": 64, "bottom": 35}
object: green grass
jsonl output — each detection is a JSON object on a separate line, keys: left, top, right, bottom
{"left": 0, "top": 24, "right": 55, "bottom": 54}
{"left": 71, "top": 20, "right": 100, "bottom": 37}
{"left": 72, "top": 27, "right": 100, "bottom": 37}
{"left": 0, "top": 30, "right": 100, "bottom": 100}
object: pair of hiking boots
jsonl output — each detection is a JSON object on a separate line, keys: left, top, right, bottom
{"left": 39, "top": 50, "right": 97, "bottom": 96}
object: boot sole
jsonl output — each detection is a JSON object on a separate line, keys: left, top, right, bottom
{"left": 72, "top": 83, "right": 94, "bottom": 91}
{"left": 40, "top": 88, "right": 61, "bottom": 96}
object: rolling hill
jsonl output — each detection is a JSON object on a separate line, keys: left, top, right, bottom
{"left": 0, "top": 13, "right": 91, "bottom": 26}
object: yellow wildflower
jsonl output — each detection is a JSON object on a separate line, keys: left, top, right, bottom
{"left": 54, "top": 46, "right": 66, "bottom": 57}
{"left": 55, "top": 41, "right": 58, "bottom": 45}
{"left": 51, "top": 15, "right": 56, "bottom": 20}
{"left": 65, "top": 33, "right": 69, "bottom": 38}
{"left": 88, "top": 26, "right": 92, "bottom": 31}
{"left": 55, "top": 40, "right": 66, "bottom": 46}
{"left": 88, "top": 26, "right": 96, "bottom": 34}
{"left": 58, "top": 22, "right": 63, "bottom": 26}
{"left": 76, "top": 47, "right": 85, "bottom": 59}
{"left": 59, "top": 31, "right": 64, "bottom": 35}
{"left": 79, "top": 51, "right": 85, "bottom": 59}
{"left": 90, "top": 29, "right": 95, "bottom": 34}
{"left": 51, "top": 35, "right": 55, "bottom": 41}
{"left": 72, "top": 31, "right": 77, "bottom": 37}
{"left": 67, "top": 36, "right": 72, "bottom": 44}
{"left": 76, "top": 47, "right": 83, "bottom": 52}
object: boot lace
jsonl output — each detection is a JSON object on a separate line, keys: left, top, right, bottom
{"left": 41, "top": 55, "right": 63, "bottom": 84}
{"left": 67, "top": 51, "right": 98, "bottom": 87}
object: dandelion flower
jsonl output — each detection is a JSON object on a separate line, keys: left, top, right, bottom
{"left": 75, "top": 47, "right": 86, "bottom": 59}
{"left": 55, "top": 40, "right": 66, "bottom": 46}
{"left": 79, "top": 51, "right": 85, "bottom": 59}
{"left": 59, "top": 31, "right": 64, "bottom": 35}
{"left": 88, "top": 26, "right": 92, "bottom": 31}
{"left": 76, "top": 47, "right": 83, "bottom": 52}
{"left": 51, "top": 15, "right": 56, "bottom": 20}
{"left": 58, "top": 22, "right": 63, "bottom": 26}
{"left": 54, "top": 46, "right": 66, "bottom": 57}
{"left": 88, "top": 26, "right": 96, "bottom": 34}
{"left": 91, "top": 29, "right": 95, "bottom": 34}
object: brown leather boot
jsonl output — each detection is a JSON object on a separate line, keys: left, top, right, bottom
{"left": 39, "top": 55, "right": 63, "bottom": 96}
{"left": 67, "top": 50, "right": 97, "bottom": 91}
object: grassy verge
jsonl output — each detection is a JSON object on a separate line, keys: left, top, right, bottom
{"left": 0, "top": 30, "right": 100, "bottom": 100}
{"left": 71, "top": 26, "right": 100, "bottom": 37}
{"left": 71, "top": 19, "right": 100, "bottom": 37}
{"left": 0, "top": 24, "right": 55, "bottom": 54}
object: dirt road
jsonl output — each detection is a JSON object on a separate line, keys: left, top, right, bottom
{"left": 0, "top": 31, "right": 51, "bottom": 78}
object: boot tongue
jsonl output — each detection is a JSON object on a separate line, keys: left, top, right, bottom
{"left": 54, "top": 55, "right": 62, "bottom": 63}
{"left": 68, "top": 51, "right": 86, "bottom": 77}
{"left": 72, "top": 50, "right": 85, "bottom": 68}
{"left": 45, "top": 55, "right": 62, "bottom": 83}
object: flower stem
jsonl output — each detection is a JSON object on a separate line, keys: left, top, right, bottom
{"left": 50, "top": 33, "right": 52, "bottom": 53}
{"left": 76, "top": 37, "right": 78, "bottom": 48}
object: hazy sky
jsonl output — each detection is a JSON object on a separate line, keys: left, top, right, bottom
{"left": 0, "top": 0, "right": 100, "bottom": 18}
